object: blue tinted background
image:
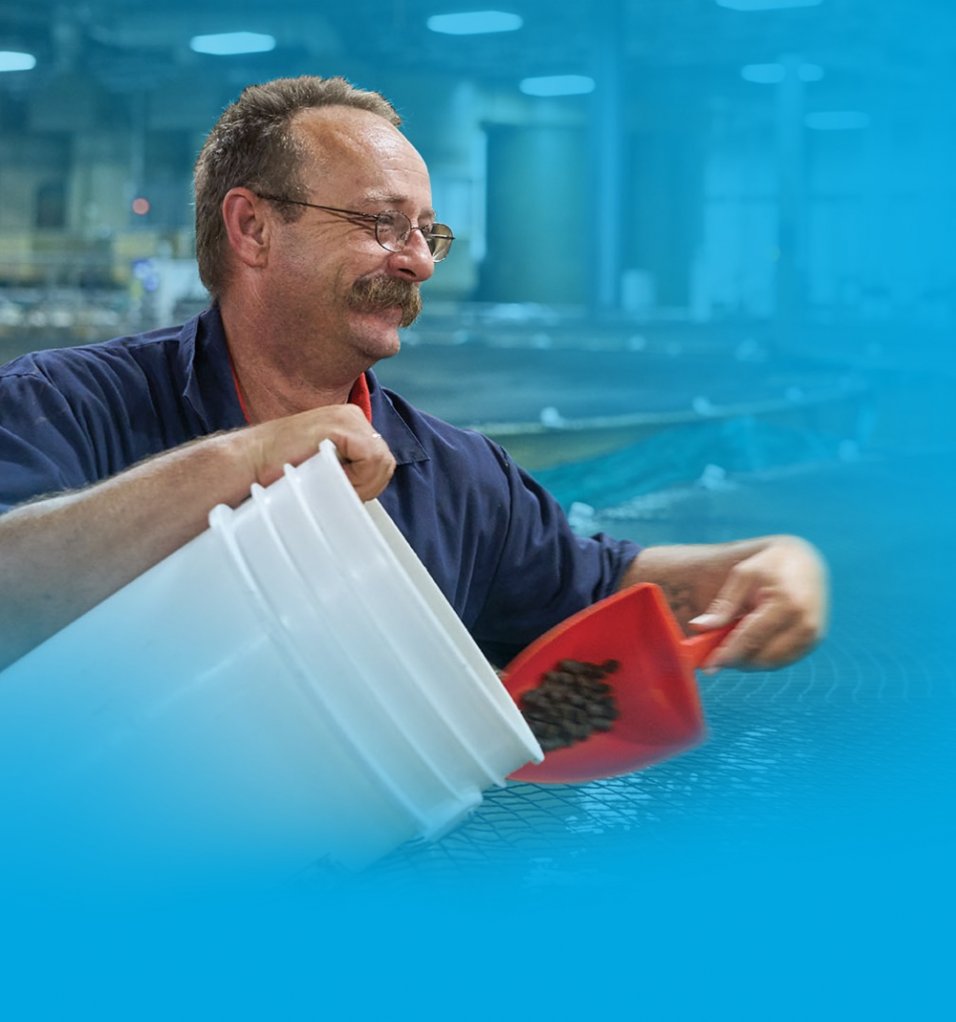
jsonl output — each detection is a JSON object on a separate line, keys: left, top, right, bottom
{"left": 0, "top": 1, "right": 953, "bottom": 1016}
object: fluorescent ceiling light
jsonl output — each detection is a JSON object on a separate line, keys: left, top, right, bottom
{"left": 520, "top": 75, "right": 595, "bottom": 97}
{"left": 716, "top": 0, "right": 823, "bottom": 10}
{"left": 427, "top": 11, "right": 523, "bottom": 35}
{"left": 805, "top": 110, "right": 870, "bottom": 130}
{"left": 741, "top": 61, "right": 824, "bottom": 83}
{"left": 0, "top": 51, "right": 37, "bottom": 72}
{"left": 741, "top": 63, "right": 786, "bottom": 84}
{"left": 189, "top": 32, "right": 276, "bottom": 56}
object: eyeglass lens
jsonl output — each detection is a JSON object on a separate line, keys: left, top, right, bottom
{"left": 375, "top": 211, "right": 454, "bottom": 261}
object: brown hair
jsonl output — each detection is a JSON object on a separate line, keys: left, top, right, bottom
{"left": 193, "top": 75, "right": 401, "bottom": 298}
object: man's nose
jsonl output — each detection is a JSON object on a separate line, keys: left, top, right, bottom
{"left": 387, "top": 229, "right": 435, "bottom": 282}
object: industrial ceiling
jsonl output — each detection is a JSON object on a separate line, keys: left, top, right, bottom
{"left": 0, "top": 0, "right": 951, "bottom": 112}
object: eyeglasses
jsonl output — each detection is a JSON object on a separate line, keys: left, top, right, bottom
{"left": 256, "top": 193, "right": 455, "bottom": 262}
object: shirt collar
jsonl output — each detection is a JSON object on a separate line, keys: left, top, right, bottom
{"left": 366, "top": 370, "right": 428, "bottom": 466}
{"left": 180, "top": 305, "right": 246, "bottom": 432}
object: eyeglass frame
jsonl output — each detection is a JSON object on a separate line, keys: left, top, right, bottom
{"left": 254, "top": 192, "right": 455, "bottom": 262}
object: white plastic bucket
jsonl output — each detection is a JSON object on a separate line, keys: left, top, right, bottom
{"left": 0, "top": 441, "right": 541, "bottom": 884}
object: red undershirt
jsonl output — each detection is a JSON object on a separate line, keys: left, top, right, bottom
{"left": 229, "top": 360, "right": 372, "bottom": 425}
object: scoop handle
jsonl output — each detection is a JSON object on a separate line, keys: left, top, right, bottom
{"left": 679, "top": 623, "right": 736, "bottom": 669}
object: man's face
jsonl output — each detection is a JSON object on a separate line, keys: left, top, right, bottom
{"left": 263, "top": 106, "right": 437, "bottom": 370}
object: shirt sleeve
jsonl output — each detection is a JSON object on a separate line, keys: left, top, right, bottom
{"left": 0, "top": 367, "right": 100, "bottom": 513}
{"left": 468, "top": 440, "right": 641, "bottom": 667}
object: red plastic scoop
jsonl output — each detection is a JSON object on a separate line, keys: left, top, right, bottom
{"left": 501, "top": 583, "right": 732, "bottom": 783}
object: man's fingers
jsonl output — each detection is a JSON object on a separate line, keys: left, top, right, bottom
{"left": 329, "top": 427, "right": 395, "bottom": 501}
{"left": 341, "top": 458, "right": 395, "bottom": 501}
{"left": 328, "top": 426, "right": 388, "bottom": 464}
{"left": 702, "top": 605, "right": 771, "bottom": 669}
{"left": 704, "top": 601, "right": 816, "bottom": 671}
{"left": 689, "top": 570, "right": 755, "bottom": 630}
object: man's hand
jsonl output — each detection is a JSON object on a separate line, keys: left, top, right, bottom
{"left": 620, "top": 535, "right": 828, "bottom": 672}
{"left": 232, "top": 404, "right": 395, "bottom": 502}
{"left": 686, "top": 536, "right": 828, "bottom": 671}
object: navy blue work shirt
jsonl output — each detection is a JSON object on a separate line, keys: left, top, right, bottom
{"left": 0, "top": 306, "right": 640, "bottom": 665}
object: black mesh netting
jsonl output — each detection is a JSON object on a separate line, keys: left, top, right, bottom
{"left": 324, "top": 450, "right": 955, "bottom": 890}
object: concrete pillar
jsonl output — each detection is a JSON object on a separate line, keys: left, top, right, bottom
{"left": 775, "top": 54, "right": 808, "bottom": 348}
{"left": 588, "top": 0, "right": 626, "bottom": 317}
{"left": 480, "top": 123, "right": 587, "bottom": 304}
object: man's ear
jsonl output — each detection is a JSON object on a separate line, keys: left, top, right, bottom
{"left": 221, "top": 188, "right": 272, "bottom": 270}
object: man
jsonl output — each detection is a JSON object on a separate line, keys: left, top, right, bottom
{"left": 0, "top": 75, "right": 826, "bottom": 674}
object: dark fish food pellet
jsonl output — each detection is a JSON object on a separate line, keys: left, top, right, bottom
{"left": 519, "top": 658, "right": 620, "bottom": 753}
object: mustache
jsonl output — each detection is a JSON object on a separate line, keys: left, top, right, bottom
{"left": 347, "top": 275, "right": 422, "bottom": 328}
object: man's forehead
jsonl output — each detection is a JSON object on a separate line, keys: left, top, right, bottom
{"left": 292, "top": 106, "right": 430, "bottom": 201}
{"left": 293, "top": 105, "right": 404, "bottom": 158}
